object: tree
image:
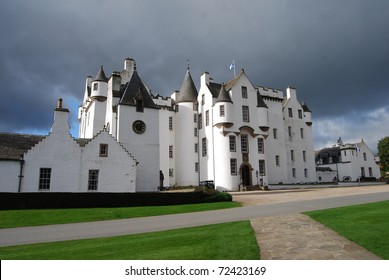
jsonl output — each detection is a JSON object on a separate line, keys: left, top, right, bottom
{"left": 377, "top": 137, "right": 389, "bottom": 178}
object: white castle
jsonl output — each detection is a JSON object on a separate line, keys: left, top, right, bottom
{"left": 78, "top": 58, "right": 316, "bottom": 191}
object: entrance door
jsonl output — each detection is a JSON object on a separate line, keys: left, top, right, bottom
{"left": 241, "top": 164, "right": 252, "bottom": 186}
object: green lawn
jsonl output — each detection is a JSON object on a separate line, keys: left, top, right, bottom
{"left": 0, "top": 201, "right": 240, "bottom": 228}
{"left": 0, "top": 221, "right": 259, "bottom": 260}
{"left": 305, "top": 200, "right": 389, "bottom": 259}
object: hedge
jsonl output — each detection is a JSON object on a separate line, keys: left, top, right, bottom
{"left": 0, "top": 190, "right": 231, "bottom": 210}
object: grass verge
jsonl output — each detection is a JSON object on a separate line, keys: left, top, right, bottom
{"left": 0, "top": 221, "right": 259, "bottom": 260}
{"left": 0, "top": 202, "right": 240, "bottom": 229}
{"left": 305, "top": 200, "right": 389, "bottom": 259}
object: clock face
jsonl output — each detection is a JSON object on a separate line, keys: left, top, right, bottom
{"left": 132, "top": 120, "right": 146, "bottom": 134}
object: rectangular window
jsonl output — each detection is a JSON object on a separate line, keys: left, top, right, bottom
{"left": 88, "top": 170, "right": 99, "bottom": 191}
{"left": 275, "top": 155, "right": 280, "bottom": 166}
{"left": 288, "top": 108, "right": 293, "bottom": 118}
{"left": 169, "top": 145, "right": 173, "bottom": 158}
{"left": 291, "top": 150, "right": 295, "bottom": 162}
{"left": 169, "top": 117, "right": 173, "bottom": 130}
{"left": 220, "top": 105, "right": 225, "bottom": 117}
{"left": 303, "top": 150, "right": 306, "bottom": 162}
{"left": 298, "top": 109, "right": 303, "bottom": 119}
{"left": 193, "top": 114, "right": 197, "bottom": 123}
{"left": 241, "top": 134, "right": 249, "bottom": 153}
{"left": 242, "top": 105, "right": 250, "bottom": 122}
{"left": 39, "top": 168, "right": 51, "bottom": 190}
{"left": 194, "top": 143, "right": 198, "bottom": 153}
{"left": 194, "top": 128, "right": 198, "bottom": 137}
{"left": 292, "top": 168, "right": 296, "bottom": 178}
{"left": 202, "top": 138, "right": 207, "bottom": 157}
{"left": 198, "top": 114, "right": 202, "bottom": 129}
{"left": 99, "top": 144, "right": 108, "bottom": 157}
{"left": 361, "top": 167, "right": 365, "bottom": 177}
{"left": 169, "top": 168, "right": 174, "bottom": 177}
{"left": 242, "top": 86, "right": 248, "bottom": 98}
{"left": 288, "top": 126, "right": 292, "bottom": 138}
{"left": 273, "top": 128, "right": 278, "bottom": 139}
{"left": 201, "top": 94, "right": 205, "bottom": 105}
{"left": 369, "top": 167, "right": 373, "bottom": 177}
{"left": 304, "top": 168, "right": 308, "bottom": 178}
{"left": 259, "top": 160, "right": 266, "bottom": 176}
{"left": 93, "top": 83, "right": 98, "bottom": 91}
{"left": 229, "top": 135, "right": 236, "bottom": 152}
{"left": 230, "top": 159, "right": 237, "bottom": 175}
{"left": 300, "top": 128, "right": 304, "bottom": 139}
{"left": 195, "top": 162, "right": 199, "bottom": 173}
{"left": 257, "top": 138, "right": 264, "bottom": 154}
{"left": 193, "top": 103, "right": 198, "bottom": 111}
{"left": 206, "top": 110, "right": 210, "bottom": 126}
{"left": 136, "top": 100, "right": 144, "bottom": 112}
{"left": 363, "top": 152, "right": 367, "bottom": 161}
{"left": 344, "top": 150, "right": 347, "bottom": 156}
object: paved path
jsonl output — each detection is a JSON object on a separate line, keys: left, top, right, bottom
{"left": 0, "top": 185, "right": 389, "bottom": 259}
{"left": 251, "top": 214, "right": 381, "bottom": 260}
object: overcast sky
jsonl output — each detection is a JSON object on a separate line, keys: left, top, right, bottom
{"left": 1, "top": 0, "right": 388, "bottom": 152}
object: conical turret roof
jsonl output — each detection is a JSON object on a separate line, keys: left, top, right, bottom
{"left": 214, "top": 83, "right": 232, "bottom": 105}
{"left": 256, "top": 89, "right": 268, "bottom": 108}
{"left": 93, "top": 66, "right": 108, "bottom": 82}
{"left": 175, "top": 69, "right": 198, "bottom": 103}
{"left": 301, "top": 100, "right": 311, "bottom": 112}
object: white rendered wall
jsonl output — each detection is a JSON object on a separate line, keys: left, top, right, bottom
{"left": 23, "top": 111, "right": 82, "bottom": 192}
{"left": 80, "top": 131, "right": 137, "bottom": 192}
{"left": 260, "top": 93, "right": 289, "bottom": 184}
{"left": 0, "top": 161, "right": 20, "bottom": 192}
{"left": 117, "top": 105, "right": 160, "bottom": 191}
{"left": 154, "top": 95, "right": 176, "bottom": 187}
{"left": 283, "top": 87, "right": 316, "bottom": 183}
{"left": 175, "top": 102, "right": 199, "bottom": 186}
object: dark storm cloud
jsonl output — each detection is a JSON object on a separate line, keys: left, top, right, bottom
{"left": 0, "top": 0, "right": 388, "bottom": 150}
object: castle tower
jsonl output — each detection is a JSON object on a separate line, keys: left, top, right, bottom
{"left": 79, "top": 66, "right": 109, "bottom": 138}
{"left": 213, "top": 84, "right": 233, "bottom": 128}
{"left": 174, "top": 68, "right": 199, "bottom": 186}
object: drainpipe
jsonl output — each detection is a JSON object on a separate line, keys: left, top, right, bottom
{"left": 18, "top": 155, "right": 25, "bottom": 193}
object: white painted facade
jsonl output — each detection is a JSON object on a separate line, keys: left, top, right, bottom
{"left": 77, "top": 59, "right": 317, "bottom": 191}
{"left": 315, "top": 140, "right": 381, "bottom": 181}
{"left": 1, "top": 100, "right": 137, "bottom": 193}
{"left": 0, "top": 57, "right": 320, "bottom": 193}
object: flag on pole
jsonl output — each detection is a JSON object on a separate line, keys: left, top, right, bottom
{"left": 229, "top": 60, "right": 236, "bottom": 77}
{"left": 229, "top": 60, "right": 235, "bottom": 70}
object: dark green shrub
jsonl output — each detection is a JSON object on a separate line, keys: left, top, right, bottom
{"left": 202, "top": 191, "right": 232, "bottom": 203}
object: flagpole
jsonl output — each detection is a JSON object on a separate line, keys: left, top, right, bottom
{"left": 230, "top": 60, "right": 236, "bottom": 77}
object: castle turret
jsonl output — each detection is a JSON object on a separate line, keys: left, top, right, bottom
{"left": 90, "top": 66, "right": 108, "bottom": 101}
{"left": 301, "top": 100, "right": 312, "bottom": 126}
{"left": 174, "top": 68, "right": 199, "bottom": 186}
{"left": 256, "top": 88, "right": 269, "bottom": 131}
{"left": 213, "top": 84, "right": 233, "bottom": 128}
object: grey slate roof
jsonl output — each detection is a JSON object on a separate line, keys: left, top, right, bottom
{"left": 315, "top": 147, "right": 341, "bottom": 164}
{"left": 0, "top": 133, "right": 45, "bottom": 160}
{"left": 175, "top": 70, "right": 198, "bottom": 103}
{"left": 207, "top": 82, "right": 222, "bottom": 98}
{"left": 119, "top": 70, "right": 159, "bottom": 109}
{"left": 0, "top": 133, "right": 102, "bottom": 160}
{"left": 256, "top": 89, "right": 268, "bottom": 108}
{"left": 93, "top": 66, "right": 108, "bottom": 82}
{"left": 301, "top": 101, "right": 312, "bottom": 112}
{"left": 214, "top": 84, "right": 232, "bottom": 105}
